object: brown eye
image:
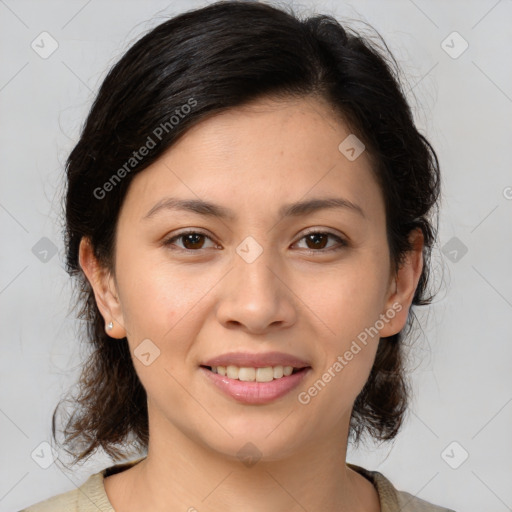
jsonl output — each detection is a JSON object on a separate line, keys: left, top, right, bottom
{"left": 295, "top": 231, "right": 346, "bottom": 253}
{"left": 181, "top": 233, "right": 206, "bottom": 250}
{"left": 163, "top": 231, "right": 216, "bottom": 251}
{"left": 304, "top": 233, "right": 329, "bottom": 250}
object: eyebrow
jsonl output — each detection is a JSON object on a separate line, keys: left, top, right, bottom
{"left": 142, "top": 196, "right": 366, "bottom": 222}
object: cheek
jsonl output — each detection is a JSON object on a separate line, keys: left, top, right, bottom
{"left": 310, "top": 260, "right": 389, "bottom": 341}
{"left": 300, "top": 288, "right": 381, "bottom": 422}
{"left": 115, "top": 245, "right": 201, "bottom": 337}
{"left": 303, "top": 256, "right": 388, "bottom": 398}
{"left": 116, "top": 256, "right": 224, "bottom": 387}
{"left": 117, "top": 265, "right": 204, "bottom": 408}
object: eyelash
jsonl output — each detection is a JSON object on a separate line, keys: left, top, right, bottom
{"left": 162, "top": 228, "right": 347, "bottom": 255}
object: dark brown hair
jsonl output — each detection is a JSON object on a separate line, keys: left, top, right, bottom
{"left": 53, "top": 0, "right": 441, "bottom": 466}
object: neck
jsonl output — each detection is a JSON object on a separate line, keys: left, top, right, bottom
{"left": 111, "top": 408, "right": 377, "bottom": 512}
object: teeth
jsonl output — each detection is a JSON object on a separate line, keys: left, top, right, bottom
{"left": 283, "top": 366, "right": 293, "bottom": 376}
{"left": 273, "top": 366, "right": 284, "bottom": 379}
{"left": 211, "top": 365, "right": 297, "bottom": 382}
{"left": 226, "top": 365, "right": 238, "bottom": 379}
{"left": 238, "top": 367, "right": 256, "bottom": 382}
{"left": 256, "top": 367, "right": 274, "bottom": 382}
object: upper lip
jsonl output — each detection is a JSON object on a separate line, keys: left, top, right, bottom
{"left": 202, "top": 351, "right": 311, "bottom": 369}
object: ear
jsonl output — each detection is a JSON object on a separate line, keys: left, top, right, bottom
{"left": 379, "top": 228, "right": 424, "bottom": 337}
{"left": 78, "top": 236, "right": 127, "bottom": 338}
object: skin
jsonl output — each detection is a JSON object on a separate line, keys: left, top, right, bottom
{"left": 79, "top": 95, "right": 423, "bottom": 512}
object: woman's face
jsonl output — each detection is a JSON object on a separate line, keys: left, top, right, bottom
{"left": 82, "top": 96, "right": 417, "bottom": 462}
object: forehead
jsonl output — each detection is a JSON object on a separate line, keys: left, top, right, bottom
{"left": 118, "top": 96, "right": 385, "bottom": 226}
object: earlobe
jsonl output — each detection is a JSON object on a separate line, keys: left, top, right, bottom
{"left": 379, "top": 228, "right": 424, "bottom": 338}
{"left": 78, "top": 236, "right": 127, "bottom": 338}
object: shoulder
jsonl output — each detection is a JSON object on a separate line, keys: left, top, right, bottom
{"left": 18, "top": 457, "right": 146, "bottom": 512}
{"left": 18, "top": 486, "right": 79, "bottom": 512}
{"left": 347, "top": 462, "right": 457, "bottom": 512}
{"left": 18, "top": 471, "right": 112, "bottom": 512}
{"left": 395, "top": 489, "right": 457, "bottom": 512}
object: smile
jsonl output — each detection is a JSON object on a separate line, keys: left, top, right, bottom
{"left": 206, "top": 364, "right": 301, "bottom": 382}
{"left": 200, "top": 365, "right": 311, "bottom": 404}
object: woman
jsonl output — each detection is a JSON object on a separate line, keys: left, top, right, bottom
{"left": 20, "top": 1, "right": 454, "bottom": 511}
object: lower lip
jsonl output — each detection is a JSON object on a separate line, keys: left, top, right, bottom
{"left": 200, "top": 366, "right": 311, "bottom": 405}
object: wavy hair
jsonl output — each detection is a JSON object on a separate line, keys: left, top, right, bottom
{"left": 52, "top": 0, "right": 441, "bottom": 465}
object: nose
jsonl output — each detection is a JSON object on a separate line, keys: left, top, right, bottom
{"left": 215, "top": 248, "right": 298, "bottom": 335}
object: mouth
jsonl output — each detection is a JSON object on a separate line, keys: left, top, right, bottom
{"left": 199, "top": 364, "right": 311, "bottom": 404}
{"left": 200, "top": 364, "right": 308, "bottom": 382}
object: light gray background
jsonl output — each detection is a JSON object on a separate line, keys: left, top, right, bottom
{"left": 1, "top": 1, "right": 511, "bottom": 511}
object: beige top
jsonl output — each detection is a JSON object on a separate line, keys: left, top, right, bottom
{"left": 19, "top": 456, "right": 456, "bottom": 511}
